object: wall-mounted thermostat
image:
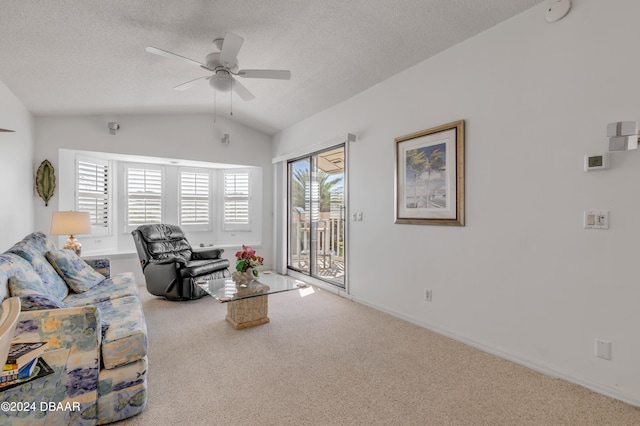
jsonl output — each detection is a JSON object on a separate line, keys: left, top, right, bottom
{"left": 584, "top": 153, "right": 609, "bottom": 171}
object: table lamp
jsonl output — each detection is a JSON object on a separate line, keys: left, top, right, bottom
{"left": 50, "top": 211, "right": 91, "bottom": 255}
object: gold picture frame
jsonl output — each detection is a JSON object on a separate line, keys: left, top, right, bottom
{"left": 395, "top": 120, "right": 465, "bottom": 226}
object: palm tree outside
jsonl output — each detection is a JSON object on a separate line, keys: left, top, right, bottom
{"left": 292, "top": 168, "right": 342, "bottom": 213}
{"left": 405, "top": 142, "right": 446, "bottom": 208}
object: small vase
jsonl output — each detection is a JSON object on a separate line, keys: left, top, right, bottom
{"left": 232, "top": 270, "right": 255, "bottom": 286}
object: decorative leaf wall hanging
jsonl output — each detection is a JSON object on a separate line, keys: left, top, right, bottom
{"left": 36, "top": 160, "right": 56, "bottom": 206}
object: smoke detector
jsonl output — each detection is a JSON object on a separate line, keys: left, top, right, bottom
{"left": 545, "top": 0, "right": 571, "bottom": 23}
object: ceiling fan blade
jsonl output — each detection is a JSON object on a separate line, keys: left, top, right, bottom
{"left": 232, "top": 78, "right": 255, "bottom": 101}
{"left": 173, "top": 76, "right": 210, "bottom": 91}
{"left": 145, "top": 46, "right": 206, "bottom": 68}
{"left": 237, "top": 69, "right": 291, "bottom": 80}
{"left": 218, "top": 33, "right": 244, "bottom": 67}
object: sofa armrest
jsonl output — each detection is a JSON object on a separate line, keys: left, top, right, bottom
{"left": 14, "top": 306, "right": 101, "bottom": 362}
{"left": 83, "top": 257, "right": 111, "bottom": 279}
{"left": 12, "top": 306, "right": 102, "bottom": 419}
{"left": 191, "top": 247, "right": 224, "bottom": 260}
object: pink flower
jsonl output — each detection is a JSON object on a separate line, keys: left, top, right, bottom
{"left": 243, "top": 245, "right": 256, "bottom": 258}
{"left": 235, "top": 245, "right": 264, "bottom": 272}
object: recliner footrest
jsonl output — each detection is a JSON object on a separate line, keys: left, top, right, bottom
{"left": 179, "top": 258, "right": 230, "bottom": 278}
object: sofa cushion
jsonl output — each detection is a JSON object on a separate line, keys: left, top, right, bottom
{"left": 45, "top": 249, "right": 105, "bottom": 293}
{"left": 4, "top": 257, "right": 67, "bottom": 310}
{"left": 64, "top": 272, "right": 139, "bottom": 307}
{"left": 0, "top": 253, "right": 25, "bottom": 301}
{"left": 95, "top": 296, "right": 147, "bottom": 369}
{"left": 82, "top": 257, "right": 111, "bottom": 279}
{"left": 7, "top": 240, "right": 69, "bottom": 301}
{"left": 97, "top": 357, "right": 148, "bottom": 423}
{"left": 21, "top": 232, "right": 57, "bottom": 254}
{"left": 13, "top": 293, "right": 66, "bottom": 311}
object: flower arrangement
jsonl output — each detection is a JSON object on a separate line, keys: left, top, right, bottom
{"left": 234, "top": 245, "right": 264, "bottom": 277}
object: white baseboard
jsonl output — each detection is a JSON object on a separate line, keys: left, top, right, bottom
{"left": 349, "top": 295, "right": 640, "bottom": 408}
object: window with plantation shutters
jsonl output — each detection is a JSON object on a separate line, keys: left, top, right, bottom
{"left": 126, "top": 166, "right": 163, "bottom": 226}
{"left": 64, "top": 149, "right": 263, "bottom": 253}
{"left": 223, "top": 171, "right": 250, "bottom": 231}
{"left": 180, "top": 169, "right": 210, "bottom": 229}
{"left": 76, "top": 157, "right": 110, "bottom": 235}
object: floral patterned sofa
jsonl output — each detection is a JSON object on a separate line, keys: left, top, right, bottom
{"left": 0, "top": 232, "right": 147, "bottom": 425}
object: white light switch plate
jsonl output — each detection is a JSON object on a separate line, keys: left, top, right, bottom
{"left": 584, "top": 211, "right": 609, "bottom": 229}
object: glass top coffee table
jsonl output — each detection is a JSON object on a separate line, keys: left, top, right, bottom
{"left": 197, "top": 272, "right": 309, "bottom": 329}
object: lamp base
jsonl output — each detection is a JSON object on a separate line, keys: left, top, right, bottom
{"left": 63, "top": 235, "right": 82, "bottom": 256}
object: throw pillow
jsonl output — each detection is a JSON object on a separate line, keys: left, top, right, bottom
{"left": 7, "top": 240, "right": 69, "bottom": 301}
{"left": 45, "top": 249, "right": 106, "bottom": 293}
{"left": 8, "top": 266, "right": 66, "bottom": 311}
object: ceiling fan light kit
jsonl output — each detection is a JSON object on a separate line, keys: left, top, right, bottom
{"left": 209, "top": 72, "right": 233, "bottom": 92}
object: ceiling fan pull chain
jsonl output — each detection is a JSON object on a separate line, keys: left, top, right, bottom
{"left": 213, "top": 90, "right": 217, "bottom": 123}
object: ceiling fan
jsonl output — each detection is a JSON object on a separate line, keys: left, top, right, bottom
{"left": 145, "top": 32, "right": 291, "bottom": 101}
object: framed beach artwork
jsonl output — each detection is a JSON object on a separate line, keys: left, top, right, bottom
{"left": 394, "top": 120, "right": 465, "bottom": 226}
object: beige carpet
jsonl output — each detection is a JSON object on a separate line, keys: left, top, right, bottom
{"left": 119, "top": 284, "right": 640, "bottom": 426}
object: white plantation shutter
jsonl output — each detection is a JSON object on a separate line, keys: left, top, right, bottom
{"left": 127, "top": 166, "right": 163, "bottom": 225}
{"left": 223, "top": 171, "right": 250, "bottom": 231}
{"left": 76, "top": 157, "right": 110, "bottom": 234}
{"left": 180, "top": 169, "right": 210, "bottom": 227}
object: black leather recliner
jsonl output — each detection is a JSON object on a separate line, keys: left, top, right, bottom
{"left": 131, "top": 224, "right": 230, "bottom": 300}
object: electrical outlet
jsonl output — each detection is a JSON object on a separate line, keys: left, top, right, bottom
{"left": 595, "top": 339, "right": 612, "bottom": 360}
{"left": 424, "top": 289, "right": 432, "bottom": 302}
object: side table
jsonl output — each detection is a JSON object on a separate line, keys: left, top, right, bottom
{"left": 226, "top": 282, "right": 271, "bottom": 330}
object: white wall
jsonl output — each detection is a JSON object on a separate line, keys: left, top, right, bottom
{"left": 0, "top": 78, "right": 34, "bottom": 250}
{"left": 273, "top": 0, "right": 640, "bottom": 405}
{"left": 35, "top": 113, "right": 274, "bottom": 274}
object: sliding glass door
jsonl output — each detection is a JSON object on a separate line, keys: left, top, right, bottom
{"left": 288, "top": 146, "right": 345, "bottom": 287}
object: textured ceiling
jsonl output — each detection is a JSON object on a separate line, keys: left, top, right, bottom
{"left": 0, "top": 0, "right": 542, "bottom": 135}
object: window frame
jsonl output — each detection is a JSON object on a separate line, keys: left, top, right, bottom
{"left": 222, "top": 169, "right": 252, "bottom": 232}
{"left": 179, "top": 167, "right": 212, "bottom": 232}
{"left": 75, "top": 155, "right": 111, "bottom": 236}
{"left": 124, "top": 163, "right": 165, "bottom": 232}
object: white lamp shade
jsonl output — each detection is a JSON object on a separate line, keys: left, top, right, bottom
{"left": 50, "top": 211, "right": 92, "bottom": 235}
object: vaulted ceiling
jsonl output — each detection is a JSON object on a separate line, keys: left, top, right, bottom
{"left": 0, "top": 1, "right": 542, "bottom": 135}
